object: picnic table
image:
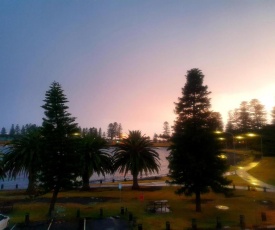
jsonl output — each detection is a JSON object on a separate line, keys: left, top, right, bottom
{"left": 154, "top": 200, "right": 168, "bottom": 213}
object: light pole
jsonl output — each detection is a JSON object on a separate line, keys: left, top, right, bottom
{"left": 218, "top": 137, "right": 227, "bottom": 148}
{"left": 215, "top": 131, "right": 236, "bottom": 165}
{"left": 247, "top": 133, "right": 263, "bottom": 159}
{"left": 228, "top": 132, "right": 236, "bottom": 165}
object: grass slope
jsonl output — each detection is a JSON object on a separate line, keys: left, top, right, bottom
{"left": 2, "top": 150, "right": 275, "bottom": 229}
{"left": 2, "top": 185, "right": 275, "bottom": 229}
{"left": 248, "top": 157, "right": 275, "bottom": 186}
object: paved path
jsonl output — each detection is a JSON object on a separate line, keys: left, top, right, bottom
{"left": 235, "top": 161, "right": 275, "bottom": 192}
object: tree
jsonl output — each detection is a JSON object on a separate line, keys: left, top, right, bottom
{"left": 153, "top": 133, "right": 158, "bottom": 142}
{"left": 89, "top": 127, "right": 97, "bottom": 135}
{"left": 107, "top": 123, "right": 117, "bottom": 140}
{"left": 98, "top": 128, "right": 102, "bottom": 137}
{"left": 40, "top": 81, "right": 79, "bottom": 216}
{"left": 3, "top": 125, "right": 42, "bottom": 194}
{"left": 9, "top": 124, "right": 15, "bottom": 136}
{"left": 0, "top": 161, "right": 5, "bottom": 180}
{"left": 113, "top": 130, "right": 160, "bottom": 190}
{"left": 249, "top": 99, "right": 266, "bottom": 130}
{"left": 208, "top": 112, "right": 223, "bottom": 131}
{"left": 161, "top": 121, "right": 171, "bottom": 141}
{"left": 167, "top": 68, "right": 231, "bottom": 212}
{"left": 117, "top": 123, "right": 123, "bottom": 139}
{"left": 237, "top": 101, "right": 251, "bottom": 133}
{"left": 226, "top": 110, "right": 238, "bottom": 134}
{"left": 163, "top": 121, "right": 170, "bottom": 136}
{"left": 1, "top": 127, "right": 6, "bottom": 135}
{"left": 261, "top": 124, "right": 275, "bottom": 156}
{"left": 0, "top": 147, "right": 6, "bottom": 179}
{"left": 107, "top": 122, "right": 122, "bottom": 140}
{"left": 78, "top": 133, "right": 113, "bottom": 190}
{"left": 226, "top": 99, "right": 267, "bottom": 133}
{"left": 21, "top": 125, "right": 26, "bottom": 135}
{"left": 15, "top": 124, "right": 20, "bottom": 135}
{"left": 271, "top": 107, "right": 275, "bottom": 125}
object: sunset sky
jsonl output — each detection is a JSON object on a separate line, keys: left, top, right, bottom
{"left": 1, "top": 0, "right": 275, "bottom": 138}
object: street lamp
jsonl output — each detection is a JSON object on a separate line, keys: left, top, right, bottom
{"left": 215, "top": 131, "right": 236, "bottom": 165}
{"left": 218, "top": 137, "right": 227, "bottom": 148}
{"left": 246, "top": 133, "right": 263, "bottom": 158}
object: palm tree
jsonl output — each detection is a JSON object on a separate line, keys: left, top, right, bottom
{"left": 3, "top": 125, "right": 42, "bottom": 194}
{"left": 113, "top": 130, "right": 160, "bottom": 190}
{"left": 79, "top": 133, "right": 113, "bottom": 190}
{"left": 0, "top": 147, "right": 7, "bottom": 180}
{"left": 0, "top": 161, "right": 5, "bottom": 180}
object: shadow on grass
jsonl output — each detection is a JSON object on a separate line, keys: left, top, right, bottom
{"left": 137, "top": 186, "right": 162, "bottom": 191}
{"left": 20, "top": 196, "right": 114, "bottom": 205}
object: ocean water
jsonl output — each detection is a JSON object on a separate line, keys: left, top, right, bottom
{"left": 0, "top": 147, "right": 170, "bottom": 190}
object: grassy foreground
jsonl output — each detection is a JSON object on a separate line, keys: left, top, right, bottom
{"left": 2, "top": 182, "right": 275, "bottom": 229}
{"left": 2, "top": 150, "right": 275, "bottom": 229}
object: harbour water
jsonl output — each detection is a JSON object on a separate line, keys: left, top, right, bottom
{"left": 0, "top": 147, "right": 170, "bottom": 190}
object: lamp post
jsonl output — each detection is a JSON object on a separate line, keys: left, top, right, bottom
{"left": 228, "top": 132, "right": 236, "bottom": 165}
{"left": 247, "top": 133, "right": 263, "bottom": 159}
{"left": 218, "top": 137, "right": 227, "bottom": 149}
{"left": 215, "top": 131, "right": 236, "bottom": 165}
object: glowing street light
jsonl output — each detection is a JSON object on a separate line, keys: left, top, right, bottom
{"left": 235, "top": 135, "right": 244, "bottom": 141}
{"left": 246, "top": 133, "right": 263, "bottom": 158}
{"left": 217, "top": 137, "right": 227, "bottom": 148}
{"left": 215, "top": 131, "right": 236, "bottom": 165}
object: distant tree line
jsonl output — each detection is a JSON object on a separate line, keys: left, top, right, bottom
{"left": 0, "top": 124, "right": 38, "bottom": 137}
{"left": 0, "top": 122, "right": 124, "bottom": 143}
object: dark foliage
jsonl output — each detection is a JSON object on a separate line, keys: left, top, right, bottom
{"left": 113, "top": 130, "right": 160, "bottom": 190}
{"left": 167, "top": 68, "right": 231, "bottom": 212}
{"left": 40, "top": 81, "right": 79, "bottom": 216}
{"left": 78, "top": 133, "right": 113, "bottom": 190}
{"left": 3, "top": 125, "right": 42, "bottom": 194}
{"left": 261, "top": 124, "right": 275, "bottom": 156}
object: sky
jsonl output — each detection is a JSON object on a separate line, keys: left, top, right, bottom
{"left": 1, "top": 0, "right": 275, "bottom": 138}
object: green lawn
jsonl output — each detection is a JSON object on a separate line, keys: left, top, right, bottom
{"left": 2, "top": 185, "right": 275, "bottom": 229}
{"left": 3, "top": 151, "right": 275, "bottom": 229}
{"left": 248, "top": 157, "right": 275, "bottom": 185}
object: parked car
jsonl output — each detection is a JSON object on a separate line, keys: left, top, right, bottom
{"left": 0, "top": 214, "right": 9, "bottom": 230}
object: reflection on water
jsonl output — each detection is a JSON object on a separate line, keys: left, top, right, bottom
{"left": 1, "top": 147, "right": 170, "bottom": 190}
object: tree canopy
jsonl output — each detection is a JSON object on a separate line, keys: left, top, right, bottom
{"left": 226, "top": 99, "right": 267, "bottom": 134}
{"left": 107, "top": 122, "right": 123, "bottom": 140}
{"left": 271, "top": 106, "right": 275, "bottom": 125}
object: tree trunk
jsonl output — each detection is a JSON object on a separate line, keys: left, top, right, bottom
{"left": 132, "top": 173, "right": 139, "bottom": 190}
{"left": 81, "top": 171, "right": 91, "bottom": 191}
{"left": 48, "top": 186, "right": 60, "bottom": 217}
{"left": 26, "top": 171, "right": 36, "bottom": 195}
{"left": 195, "top": 190, "right": 201, "bottom": 212}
